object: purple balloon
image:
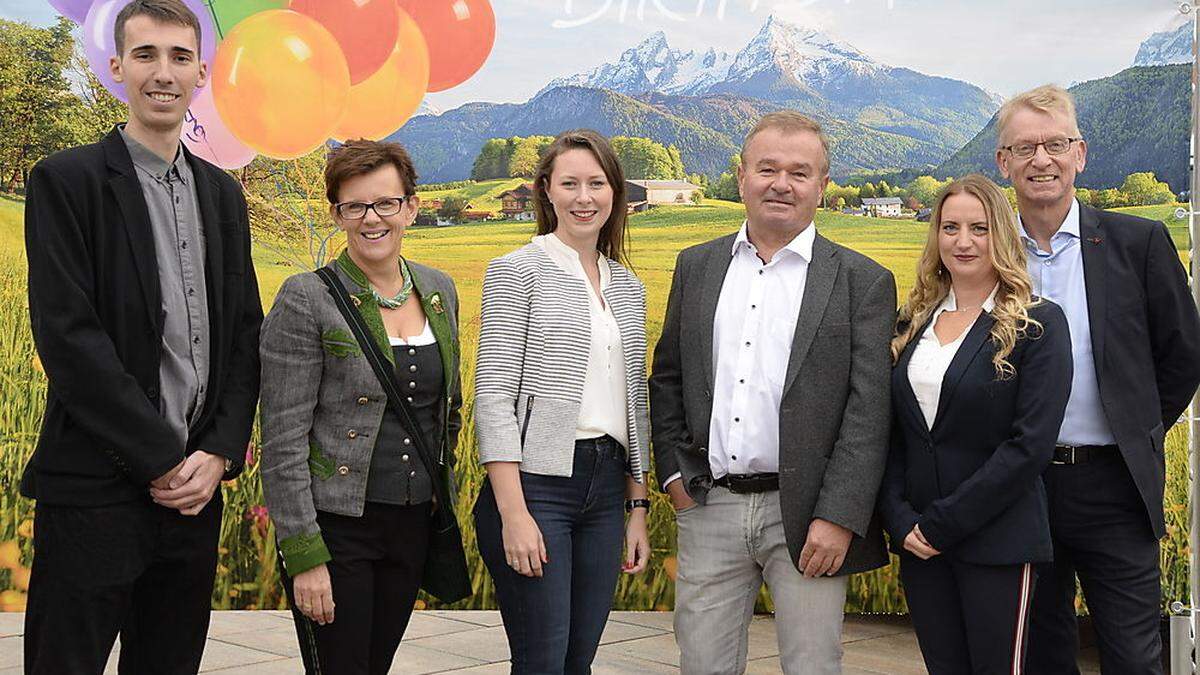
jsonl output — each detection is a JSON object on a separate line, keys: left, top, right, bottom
{"left": 48, "top": 0, "right": 94, "bottom": 23}
{"left": 82, "top": 0, "right": 219, "bottom": 104}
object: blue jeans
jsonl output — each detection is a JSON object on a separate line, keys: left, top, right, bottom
{"left": 474, "top": 436, "right": 627, "bottom": 675}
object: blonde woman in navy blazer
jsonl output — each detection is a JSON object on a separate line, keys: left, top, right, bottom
{"left": 878, "top": 174, "right": 1072, "bottom": 674}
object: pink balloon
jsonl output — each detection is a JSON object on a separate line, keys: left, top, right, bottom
{"left": 48, "top": 0, "right": 94, "bottom": 23}
{"left": 182, "top": 85, "right": 257, "bottom": 169}
{"left": 82, "top": 0, "right": 219, "bottom": 103}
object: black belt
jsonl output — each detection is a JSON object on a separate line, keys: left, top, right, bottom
{"left": 1052, "top": 444, "right": 1118, "bottom": 465}
{"left": 713, "top": 473, "right": 779, "bottom": 493}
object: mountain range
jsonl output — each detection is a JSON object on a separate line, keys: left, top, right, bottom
{"left": 396, "top": 16, "right": 999, "bottom": 181}
{"left": 399, "top": 16, "right": 1189, "bottom": 188}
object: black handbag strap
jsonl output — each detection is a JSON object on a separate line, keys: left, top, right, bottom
{"left": 314, "top": 267, "right": 454, "bottom": 529}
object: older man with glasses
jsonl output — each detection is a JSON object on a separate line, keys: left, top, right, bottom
{"left": 996, "top": 84, "right": 1200, "bottom": 673}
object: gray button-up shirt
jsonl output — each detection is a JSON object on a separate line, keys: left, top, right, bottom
{"left": 120, "top": 127, "right": 211, "bottom": 452}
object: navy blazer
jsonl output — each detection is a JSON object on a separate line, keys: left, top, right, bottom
{"left": 878, "top": 299, "right": 1072, "bottom": 565}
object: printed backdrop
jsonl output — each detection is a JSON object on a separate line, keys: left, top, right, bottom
{"left": 0, "top": 0, "right": 1193, "bottom": 612}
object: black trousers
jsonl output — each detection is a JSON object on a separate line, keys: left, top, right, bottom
{"left": 901, "top": 554, "right": 1036, "bottom": 674}
{"left": 1027, "top": 451, "right": 1163, "bottom": 674}
{"left": 284, "top": 502, "right": 431, "bottom": 675}
{"left": 24, "top": 493, "right": 223, "bottom": 674}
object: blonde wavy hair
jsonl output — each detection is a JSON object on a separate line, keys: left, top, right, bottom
{"left": 891, "top": 174, "right": 1041, "bottom": 379}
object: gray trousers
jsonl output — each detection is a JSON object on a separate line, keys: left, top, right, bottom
{"left": 674, "top": 487, "right": 847, "bottom": 675}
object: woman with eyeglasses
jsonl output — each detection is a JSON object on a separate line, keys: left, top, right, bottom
{"left": 260, "top": 139, "right": 471, "bottom": 674}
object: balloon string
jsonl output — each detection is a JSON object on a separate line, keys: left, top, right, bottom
{"left": 204, "top": 0, "right": 225, "bottom": 39}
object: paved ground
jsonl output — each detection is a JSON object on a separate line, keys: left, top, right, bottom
{"left": 0, "top": 610, "right": 1103, "bottom": 673}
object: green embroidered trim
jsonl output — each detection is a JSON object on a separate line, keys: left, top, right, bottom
{"left": 412, "top": 276, "right": 457, "bottom": 398}
{"left": 278, "top": 531, "right": 332, "bottom": 577}
{"left": 307, "top": 441, "right": 335, "bottom": 480}
{"left": 320, "top": 328, "right": 361, "bottom": 358}
{"left": 333, "top": 252, "right": 394, "bottom": 365}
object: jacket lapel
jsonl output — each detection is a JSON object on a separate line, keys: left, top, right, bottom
{"left": 187, "top": 148, "right": 224, "bottom": 352}
{"left": 782, "top": 234, "right": 838, "bottom": 396}
{"left": 698, "top": 235, "right": 736, "bottom": 389}
{"left": 1079, "top": 204, "right": 1107, "bottom": 370}
{"left": 894, "top": 317, "right": 932, "bottom": 437}
{"left": 409, "top": 267, "right": 455, "bottom": 397}
{"left": 333, "top": 252, "right": 394, "bottom": 365}
{"left": 104, "top": 129, "right": 160, "bottom": 332}
{"left": 930, "top": 312, "right": 995, "bottom": 433}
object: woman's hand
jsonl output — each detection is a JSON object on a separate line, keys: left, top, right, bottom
{"left": 623, "top": 509, "right": 651, "bottom": 574}
{"left": 501, "top": 508, "right": 548, "bottom": 577}
{"left": 903, "top": 524, "right": 941, "bottom": 560}
{"left": 293, "top": 563, "right": 335, "bottom": 625}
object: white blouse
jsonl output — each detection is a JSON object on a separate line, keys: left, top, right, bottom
{"left": 907, "top": 287, "right": 997, "bottom": 430}
{"left": 533, "top": 233, "right": 629, "bottom": 448}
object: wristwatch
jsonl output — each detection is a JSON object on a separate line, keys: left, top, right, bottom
{"left": 624, "top": 498, "right": 651, "bottom": 513}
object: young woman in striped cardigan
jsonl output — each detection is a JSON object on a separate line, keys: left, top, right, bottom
{"left": 473, "top": 129, "right": 651, "bottom": 673}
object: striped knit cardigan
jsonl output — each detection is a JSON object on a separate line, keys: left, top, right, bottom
{"left": 474, "top": 242, "right": 649, "bottom": 482}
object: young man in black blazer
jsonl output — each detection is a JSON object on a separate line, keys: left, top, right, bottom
{"left": 21, "top": 1, "right": 261, "bottom": 672}
{"left": 997, "top": 85, "right": 1200, "bottom": 673}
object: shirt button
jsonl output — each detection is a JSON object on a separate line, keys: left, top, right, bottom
{"left": 402, "top": 454, "right": 410, "bottom": 462}
{"left": 409, "top": 470, "right": 417, "bottom": 477}
{"left": 187, "top": 288, "right": 195, "bottom": 296}
{"left": 406, "top": 396, "right": 414, "bottom": 403}
{"left": 734, "top": 417, "right": 740, "bottom": 423}
{"left": 356, "top": 396, "right": 369, "bottom": 405}
{"left": 403, "top": 438, "right": 411, "bottom": 446}
{"left": 739, "top": 379, "right": 745, "bottom": 384}
{"left": 751, "top": 305, "right": 756, "bottom": 309}
{"left": 408, "top": 382, "right": 417, "bottom": 390}
{"left": 193, "top": 335, "right": 201, "bottom": 345}
{"left": 758, "top": 270, "right": 764, "bottom": 275}
{"left": 745, "top": 341, "right": 751, "bottom": 347}
{"left": 408, "top": 348, "right": 416, "bottom": 356}
{"left": 731, "top": 454, "right": 738, "bottom": 460}
{"left": 181, "top": 240, "right": 187, "bottom": 249}
{"left": 337, "top": 465, "right": 350, "bottom": 476}
{"left": 347, "top": 430, "right": 358, "bottom": 439}
{"left": 1043, "top": 260, "right": 1051, "bottom": 266}
{"left": 409, "top": 364, "right": 418, "bottom": 372}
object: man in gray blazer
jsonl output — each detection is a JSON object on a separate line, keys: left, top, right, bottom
{"left": 650, "top": 111, "right": 895, "bottom": 674}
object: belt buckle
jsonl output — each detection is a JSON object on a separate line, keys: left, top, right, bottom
{"left": 725, "top": 475, "right": 748, "bottom": 494}
{"left": 1053, "top": 445, "right": 1076, "bottom": 465}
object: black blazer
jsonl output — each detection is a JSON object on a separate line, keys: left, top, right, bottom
{"left": 878, "top": 300, "right": 1072, "bottom": 565}
{"left": 1077, "top": 205, "right": 1200, "bottom": 539}
{"left": 22, "top": 127, "right": 262, "bottom": 506}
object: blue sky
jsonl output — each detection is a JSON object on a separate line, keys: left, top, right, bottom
{"left": 4, "top": 0, "right": 1189, "bottom": 111}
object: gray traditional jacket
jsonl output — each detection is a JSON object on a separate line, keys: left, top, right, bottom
{"left": 259, "top": 252, "right": 466, "bottom": 588}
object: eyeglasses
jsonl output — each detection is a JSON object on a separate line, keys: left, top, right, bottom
{"left": 1001, "top": 138, "right": 1081, "bottom": 159}
{"left": 334, "top": 196, "right": 408, "bottom": 220}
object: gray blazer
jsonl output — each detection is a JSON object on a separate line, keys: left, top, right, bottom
{"left": 260, "top": 254, "right": 465, "bottom": 579}
{"left": 650, "top": 232, "right": 895, "bottom": 575}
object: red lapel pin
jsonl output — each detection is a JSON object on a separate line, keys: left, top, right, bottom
{"left": 1087, "top": 237, "right": 1102, "bottom": 245}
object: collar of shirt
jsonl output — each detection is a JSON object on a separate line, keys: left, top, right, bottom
{"left": 935, "top": 284, "right": 999, "bottom": 319}
{"left": 1018, "top": 198, "right": 1080, "bottom": 256}
{"left": 730, "top": 220, "right": 815, "bottom": 264}
{"left": 533, "top": 232, "right": 612, "bottom": 289}
{"left": 118, "top": 124, "right": 190, "bottom": 185}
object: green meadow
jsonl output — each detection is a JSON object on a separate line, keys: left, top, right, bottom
{"left": 0, "top": 193, "right": 1191, "bottom": 614}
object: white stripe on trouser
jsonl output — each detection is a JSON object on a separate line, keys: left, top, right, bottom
{"left": 1012, "top": 562, "right": 1033, "bottom": 674}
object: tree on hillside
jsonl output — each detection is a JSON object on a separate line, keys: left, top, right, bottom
{"left": 0, "top": 18, "right": 85, "bottom": 192}
{"left": 1092, "top": 188, "right": 1124, "bottom": 209}
{"left": 858, "top": 182, "right": 877, "bottom": 200}
{"left": 507, "top": 135, "right": 553, "bottom": 178}
{"left": 611, "top": 136, "right": 684, "bottom": 180}
{"left": 1120, "top": 172, "right": 1174, "bottom": 206}
{"left": 471, "top": 138, "right": 511, "bottom": 181}
{"left": 708, "top": 154, "right": 741, "bottom": 202}
{"left": 905, "top": 175, "right": 950, "bottom": 207}
{"left": 877, "top": 180, "right": 892, "bottom": 198}
{"left": 438, "top": 195, "right": 468, "bottom": 223}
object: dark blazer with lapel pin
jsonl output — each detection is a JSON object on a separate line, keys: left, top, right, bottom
{"left": 22, "top": 126, "right": 263, "bottom": 506}
{"left": 651, "top": 231, "right": 896, "bottom": 575}
{"left": 878, "top": 299, "right": 1072, "bottom": 564}
{"left": 1073, "top": 204, "right": 1200, "bottom": 539}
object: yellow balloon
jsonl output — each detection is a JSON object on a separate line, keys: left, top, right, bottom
{"left": 212, "top": 9, "right": 350, "bottom": 159}
{"left": 332, "top": 8, "right": 430, "bottom": 141}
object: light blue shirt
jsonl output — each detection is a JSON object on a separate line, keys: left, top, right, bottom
{"left": 1019, "top": 199, "right": 1115, "bottom": 446}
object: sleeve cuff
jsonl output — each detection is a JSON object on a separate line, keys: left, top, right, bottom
{"left": 278, "top": 531, "right": 332, "bottom": 577}
{"left": 661, "top": 472, "right": 682, "bottom": 490}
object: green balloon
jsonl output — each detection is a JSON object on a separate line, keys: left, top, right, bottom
{"left": 206, "top": 0, "right": 288, "bottom": 38}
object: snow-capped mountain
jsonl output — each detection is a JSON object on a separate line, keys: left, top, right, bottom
{"left": 539, "top": 31, "right": 735, "bottom": 96}
{"left": 415, "top": 100, "right": 442, "bottom": 117}
{"left": 1132, "top": 22, "right": 1192, "bottom": 67}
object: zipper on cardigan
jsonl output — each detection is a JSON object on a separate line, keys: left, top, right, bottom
{"left": 520, "top": 395, "right": 535, "bottom": 447}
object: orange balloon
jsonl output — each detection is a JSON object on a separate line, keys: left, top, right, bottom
{"left": 212, "top": 10, "right": 350, "bottom": 159}
{"left": 290, "top": 0, "right": 400, "bottom": 85}
{"left": 396, "top": 0, "right": 495, "bottom": 92}
{"left": 332, "top": 9, "right": 429, "bottom": 141}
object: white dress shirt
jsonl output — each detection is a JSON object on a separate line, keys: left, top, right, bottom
{"left": 534, "top": 233, "right": 629, "bottom": 448}
{"left": 907, "top": 287, "right": 997, "bottom": 429}
{"left": 707, "top": 221, "right": 815, "bottom": 478}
